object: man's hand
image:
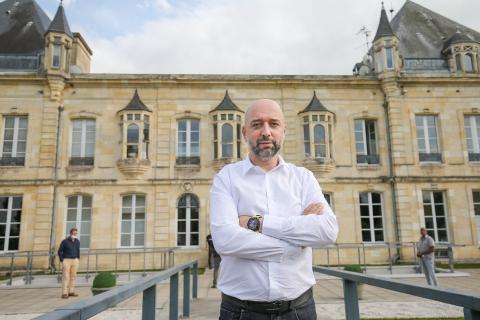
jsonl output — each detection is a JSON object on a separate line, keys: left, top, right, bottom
{"left": 239, "top": 215, "right": 251, "bottom": 228}
{"left": 303, "top": 202, "right": 324, "bottom": 215}
{"left": 417, "top": 252, "right": 422, "bottom": 257}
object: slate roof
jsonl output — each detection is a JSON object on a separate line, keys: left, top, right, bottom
{"left": 390, "top": 0, "right": 480, "bottom": 59}
{"left": 373, "top": 5, "right": 395, "bottom": 42}
{"left": 210, "top": 90, "right": 243, "bottom": 113}
{"left": 47, "top": 2, "right": 72, "bottom": 37}
{"left": 119, "top": 90, "right": 152, "bottom": 113}
{"left": 0, "top": 0, "right": 51, "bottom": 54}
{"left": 299, "top": 91, "right": 330, "bottom": 114}
{"left": 443, "top": 30, "right": 479, "bottom": 51}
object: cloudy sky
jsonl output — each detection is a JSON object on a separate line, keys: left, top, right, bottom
{"left": 35, "top": 0, "right": 480, "bottom": 75}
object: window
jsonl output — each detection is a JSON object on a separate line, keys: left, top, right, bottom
{"left": 464, "top": 115, "right": 480, "bottom": 162}
{"left": 355, "top": 119, "right": 379, "bottom": 164}
{"left": 422, "top": 191, "right": 448, "bottom": 242}
{"left": 323, "top": 192, "right": 332, "bottom": 207}
{"left": 415, "top": 115, "right": 441, "bottom": 162}
{"left": 66, "top": 195, "right": 91, "bottom": 249}
{"left": 177, "top": 119, "right": 200, "bottom": 165}
{"left": 456, "top": 54, "right": 462, "bottom": 71}
{"left": 221, "top": 123, "right": 233, "bottom": 158}
{"left": 0, "top": 196, "right": 22, "bottom": 252}
{"left": 121, "top": 195, "right": 145, "bottom": 247}
{"left": 376, "top": 52, "right": 384, "bottom": 72}
{"left": 302, "top": 114, "right": 333, "bottom": 161}
{"left": 359, "top": 192, "right": 384, "bottom": 242}
{"left": 473, "top": 191, "right": 480, "bottom": 243}
{"left": 70, "top": 119, "right": 95, "bottom": 166}
{"left": 127, "top": 124, "right": 139, "bottom": 158}
{"left": 52, "top": 44, "right": 61, "bottom": 68}
{"left": 465, "top": 54, "right": 474, "bottom": 72}
{"left": 1, "top": 116, "right": 27, "bottom": 166}
{"left": 177, "top": 194, "right": 199, "bottom": 247}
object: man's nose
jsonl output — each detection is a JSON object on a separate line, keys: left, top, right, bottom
{"left": 260, "top": 123, "right": 271, "bottom": 136}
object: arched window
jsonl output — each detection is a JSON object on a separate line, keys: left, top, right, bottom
{"left": 465, "top": 53, "right": 474, "bottom": 72}
{"left": 221, "top": 123, "right": 233, "bottom": 158}
{"left": 177, "top": 194, "right": 199, "bottom": 247}
{"left": 66, "top": 194, "right": 92, "bottom": 249}
{"left": 313, "top": 124, "right": 326, "bottom": 158}
{"left": 127, "top": 124, "right": 139, "bottom": 158}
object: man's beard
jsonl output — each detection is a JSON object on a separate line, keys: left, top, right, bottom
{"left": 248, "top": 138, "right": 281, "bottom": 161}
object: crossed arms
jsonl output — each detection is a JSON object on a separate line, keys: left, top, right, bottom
{"left": 209, "top": 170, "right": 338, "bottom": 263}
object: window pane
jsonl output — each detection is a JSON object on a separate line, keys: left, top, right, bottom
{"left": 123, "top": 196, "right": 132, "bottom": 207}
{"left": 121, "top": 221, "right": 131, "bottom": 233}
{"left": 473, "top": 191, "right": 480, "bottom": 203}
{"left": 190, "top": 207, "right": 199, "bottom": 219}
{"left": 67, "top": 209, "right": 77, "bottom": 221}
{"left": 82, "top": 196, "right": 92, "bottom": 208}
{"left": 136, "top": 195, "right": 145, "bottom": 207}
{"left": 8, "top": 238, "right": 19, "bottom": 251}
{"left": 0, "top": 197, "right": 7, "bottom": 210}
{"left": 178, "top": 120, "right": 186, "bottom": 131}
{"left": 373, "top": 217, "right": 383, "bottom": 229}
{"left": 81, "top": 222, "right": 90, "bottom": 234}
{"left": 122, "top": 212, "right": 132, "bottom": 220}
{"left": 359, "top": 193, "right": 369, "bottom": 204}
{"left": 371, "top": 193, "right": 381, "bottom": 204}
{"left": 178, "top": 221, "right": 186, "bottom": 232}
{"left": 423, "top": 205, "right": 432, "bottom": 217}
{"left": 177, "top": 234, "right": 186, "bottom": 246}
{"left": 9, "top": 224, "right": 20, "bottom": 237}
{"left": 191, "top": 221, "right": 199, "bottom": 232}
{"left": 81, "top": 209, "right": 91, "bottom": 221}
{"left": 433, "top": 192, "right": 443, "bottom": 204}
{"left": 374, "top": 230, "right": 384, "bottom": 242}
{"left": 0, "top": 238, "right": 3, "bottom": 250}
{"left": 434, "top": 205, "right": 445, "bottom": 217}
{"left": 303, "top": 124, "right": 310, "bottom": 141}
{"left": 135, "top": 221, "right": 145, "bottom": 233}
{"left": 360, "top": 205, "right": 369, "bottom": 217}
{"left": 314, "top": 125, "right": 325, "bottom": 143}
{"left": 191, "top": 120, "right": 199, "bottom": 131}
{"left": 190, "top": 234, "right": 199, "bottom": 246}
{"left": 222, "top": 124, "right": 233, "bottom": 142}
{"left": 0, "top": 212, "right": 6, "bottom": 223}
{"left": 121, "top": 234, "right": 130, "bottom": 247}
{"left": 0, "top": 225, "right": 5, "bottom": 236}
{"left": 136, "top": 212, "right": 145, "bottom": 220}
{"left": 134, "top": 234, "right": 144, "bottom": 246}
{"left": 127, "top": 124, "right": 139, "bottom": 143}
{"left": 178, "top": 207, "right": 186, "bottom": 220}
{"left": 436, "top": 217, "right": 446, "bottom": 229}
{"left": 12, "top": 197, "right": 22, "bottom": 209}
{"left": 425, "top": 217, "right": 434, "bottom": 229}
{"left": 222, "top": 144, "right": 233, "bottom": 158}
{"left": 438, "top": 230, "right": 448, "bottom": 242}
{"left": 362, "top": 230, "right": 371, "bottom": 242}
{"left": 361, "top": 218, "right": 370, "bottom": 229}
{"left": 372, "top": 205, "right": 382, "bottom": 217}
{"left": 189, "top": 195, "right": 199, "bottom": 207}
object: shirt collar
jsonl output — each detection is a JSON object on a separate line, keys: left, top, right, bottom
{"left": 241, "top": 154, "right": 286, "bottom": 176}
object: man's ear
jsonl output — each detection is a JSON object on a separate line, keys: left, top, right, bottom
{"left": 242, "top": 126, "right": 246, "bottom": 140}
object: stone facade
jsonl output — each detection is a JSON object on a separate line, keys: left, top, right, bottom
{"left": 0, "top": 1, "right": 479, "bottom": 271}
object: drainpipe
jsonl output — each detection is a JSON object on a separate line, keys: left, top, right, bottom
{"left": 49, "top": 105, "right": 64, "bottom": 272}
{"left": 383, "top": 96, "right": 401, "bottom": 259}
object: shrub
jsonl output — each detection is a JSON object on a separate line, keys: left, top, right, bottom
{"left": 343, "top": 264, "right": 363, "bottom": 273}
{"left": 92, "top": 272, "right": 116, "bottom": 288}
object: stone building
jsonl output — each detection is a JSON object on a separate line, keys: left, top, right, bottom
{"left": 0, "top": 0, "right": 479, "bottom": 271}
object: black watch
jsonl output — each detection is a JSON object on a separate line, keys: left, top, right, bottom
{"left": 247, "top": 215, "right": 262, "bottom": 232}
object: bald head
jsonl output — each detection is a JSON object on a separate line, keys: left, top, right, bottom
{"left": 244, "top": 99, "right": 285, "bottom": 126}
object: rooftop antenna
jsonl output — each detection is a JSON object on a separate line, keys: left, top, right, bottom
{"left": 357, "top": 26, "right": 371, "bottom": 52}
{"left": 389, "top": 1, "right": 395, "bottom": 18}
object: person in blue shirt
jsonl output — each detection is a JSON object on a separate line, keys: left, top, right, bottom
{"left": 58, "top": 227, "right": 81, "bottom": 298}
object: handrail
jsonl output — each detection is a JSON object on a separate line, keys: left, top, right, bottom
{"left": 313, "top": 266, "right": 480, "bottom": 320}
{"left": 34, "top": 260, "right": 198, "bottom": 320}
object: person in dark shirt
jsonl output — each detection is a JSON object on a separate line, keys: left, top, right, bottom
{"left": 206, "top": 233, "right": 221, "bottom": 288}
{"left": 58, "top": 228, "right": 81, "bottom": 298}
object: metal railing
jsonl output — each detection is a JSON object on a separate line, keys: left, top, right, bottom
{"left": 0, "top": 247, "right": 176, "bottom": 286}
{"left": 34, "top": 260, "right": 198, "bottom": 320}
{"left": 313, "top": 242, "right": 457, "bottom": 273}
{"left": 313, "top": 266, "right": 480, "bottom": 320}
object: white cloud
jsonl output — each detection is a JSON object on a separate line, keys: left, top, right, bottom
{"left": 87, "top": 0, "right": 480, "bottom": 75}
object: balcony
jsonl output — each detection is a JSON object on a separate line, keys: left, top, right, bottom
{"left": 356, "top": 154, "right": 380, "bottom": 165}
{"left": 69, "top": 157, "right": 94, "bottom": 166}
{"left": 176, "top": 157, "right": 200, "bottom": 166}
{"left": 0, "top": 157, "right": 25, "bottom": 167}
{"left": 117, "top": 158, "right": 150, "bottom": 179}
{"left": 419, "top": 152, "right": 442, "bottom": 162}
{"left": 303, "top": 157, "right": 335, "bottom": 174}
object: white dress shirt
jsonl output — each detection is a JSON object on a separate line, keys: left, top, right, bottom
{"left": 210, "top": 156, "right": 338, "bottom": 301}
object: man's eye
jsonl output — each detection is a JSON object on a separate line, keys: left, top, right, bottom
{"left": 252, "top": 123, "right": 261, "bottom": 128}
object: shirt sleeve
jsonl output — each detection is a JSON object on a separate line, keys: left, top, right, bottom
{"left": 57, "top": 241, "right": 64, "bottom": 261}
{"left": 210, "top": 170, "right": 303, "bottom": 262}
{"left": 261, "top": 170, "right": 338, "bottom": 247}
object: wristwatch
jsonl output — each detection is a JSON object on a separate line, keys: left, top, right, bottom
{"left": 247, "top": 215, "right": 262, "bottom": 232}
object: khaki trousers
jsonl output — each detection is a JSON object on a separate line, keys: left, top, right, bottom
{"left": 62, "top": 258, "right": 79, "bottom": 295}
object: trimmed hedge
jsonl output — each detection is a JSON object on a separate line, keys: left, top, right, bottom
{"left": 343, "top": 264, "right": 363, "bottom": 273}
{"left": 92, "top": 272, "right": 116, "bottom": 288}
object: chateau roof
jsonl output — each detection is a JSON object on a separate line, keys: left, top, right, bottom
{"left": 210, "top": 90, "right": 243, "bottom": 113}
{"left": 373, "top": 5, "right": 395, "bottom": 42}
{"left": 299, "top": 91, "right": 330, "bottom": 114}
{"left": 0, "top": 0, "right": 50, "bottom": 54}
{"left": 390, "top": 0, "right": 480, "bottom": 59}
{"left": 47, "top": 2, "right": 72, "bottom": 37}
{"left": 119, "top": 90, "right": 152, "bottom": 113}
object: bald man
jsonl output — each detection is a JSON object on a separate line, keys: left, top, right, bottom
{"left": 210, "top": 99, "right": 338, "bottom": 319}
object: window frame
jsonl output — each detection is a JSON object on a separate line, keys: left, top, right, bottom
{"left": 65, "top": 194, "right": 92, "bottom": 249}
{"left": 120, "top": 194, "right": 146, "bottom": 248}
{"left": 70, "top": 119, "right": 95, "bottom": 165}
{"left": 415, "top": 115, "right": 442, "bottom": 162}
{"left": 464, "top": 115, "right": 480, "bottom": 162}
{"left": 176, "top": 118, "right": 200, "bottom": 165}
{"left": 176, "top": 194, "right": 200, "bottom": 247}
{"left": 2, "top": 115, "right": 28, "bottom": 161}
{"left": 473, "top": 190, "right": 480, "bottom": 243}
{"left": 359, "top": 192, "right": 385, "bottom": 243}
{"left": 0, "top": 195, "right": 22, "bottom": 252}
{"left": 422, "top": 191, "right": 449, "bottom": 243}
{"left": 52, "top": 44, "right": 61, "bottom": 68}
{"left": 354, "top": 119, "right": 379, "bottom": 164}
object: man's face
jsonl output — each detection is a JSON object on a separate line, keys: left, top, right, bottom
{"left": 420, "top": 228, "right": 427, "bottom": 237}
{"left": 71, "top": 230, "right": 78, "bottom": 238}
{"left": 242, "top": 100, "right": 286, "bottom": 161}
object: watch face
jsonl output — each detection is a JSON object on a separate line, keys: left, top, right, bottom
{"left": 247, "top": 218, "right": 259, "bottom": 231}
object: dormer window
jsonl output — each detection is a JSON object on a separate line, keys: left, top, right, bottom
{"left": 443, "top": 31, "right": 480, "bottom": 74}
{"left": 299, "top": 92, "right": 334, "bottom": 163}
{"left": 210, "top": 91, "right": 244, "bottom": 162}
{"left": 465, "top": 53, "right": 474, "bottom": 72}
{"left": 385, "top": 40, "right": 394, "bottom": 69}
{"left": 117, "top": 90, "right": 152, "bottom": 162}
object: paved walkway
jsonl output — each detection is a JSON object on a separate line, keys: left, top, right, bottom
{"left": 0, "top": 268, "right": 479, "bottom": 319}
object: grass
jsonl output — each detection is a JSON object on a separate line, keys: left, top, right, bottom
{"left": 437, "top": 263, "right": 480, "bottom": 269}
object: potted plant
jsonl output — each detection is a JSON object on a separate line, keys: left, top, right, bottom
{"left": 343, "top": 265, "right": 364, "bottom": 299}
{"left": 91, "top": 272, "right": 117, "bottom": 296}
